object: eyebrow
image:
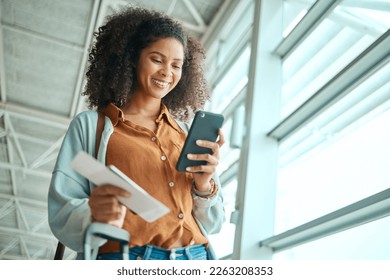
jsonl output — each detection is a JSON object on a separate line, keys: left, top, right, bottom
{"left": 149, "top": 51, "right": 183, "bottom": 62}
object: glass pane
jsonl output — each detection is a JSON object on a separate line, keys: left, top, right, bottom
{"left": 276, "top": 107, "right": 390, "bottom": 233}
{"left": 208, "top": 108, "right": 243, "bottom": 258}
{"left": 205, "top": 1, "right": 253, "bottom": 260}
{"left": 208, "top": 179, "right": 238, "bottom": 259}
{"left": 208, "top": 47, "right": 249, "bottom": 260}
{"left": 273, "top": 215, "right": 390, "bottom": 259}
{"left": 281, "top": 0, "right": 390, "bottom": 118}
{"left": 217, "top": 3, "right": 253, "bottom": 67}
{"left": 218, "top": 114, "right": 241, "bottom": 175}
{"left": 279, "top": 62, "right": 390, "bottom": 167}
{"left": 211, "top": 46, "right": 250, "bottom": 113}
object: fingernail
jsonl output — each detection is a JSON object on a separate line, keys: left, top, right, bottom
{"left": 196, "top": 140, "right": 202, "bottom": 145}
{"left": 187, "top": 154, "right": 194, "bottom": 159}
{"left": 186, "top": 167, "right": 191, "bottom": 171}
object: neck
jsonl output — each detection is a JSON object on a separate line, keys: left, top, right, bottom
{"left": 123, "top": 95, "right": 162, "bottom": 119}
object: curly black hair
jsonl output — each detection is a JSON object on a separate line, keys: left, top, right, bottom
{"left": 83, "top": 6, "right": 210, "bottom": 121}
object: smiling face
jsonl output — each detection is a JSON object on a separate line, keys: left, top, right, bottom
{"left": 134, "top": 37, "right": 184, "bottom": 100}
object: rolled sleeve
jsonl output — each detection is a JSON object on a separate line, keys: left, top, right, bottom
{"left": 191, "top": 175, "right": 225, "bottom": 234}
{"left": 48, "top": 112, "right": 103, "bottom": 253}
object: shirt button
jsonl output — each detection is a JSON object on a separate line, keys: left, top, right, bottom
{"left": 151, "top": 136, "right": 156, "bottom": 141}
{"left": 161, "top": 155, "right": 167, "bottom": 161}
{"left": 178, "top": 213, "right": 184, "bottom": 219}
{"left": 169, "top": 182, "right": 175, "bottom": 187}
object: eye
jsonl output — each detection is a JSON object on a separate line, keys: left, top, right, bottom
{"left": 151, "top": 58, "right": 162, "bottom": 64}
{"left": 172, "top": 63, "right": 183, "bottom": 70}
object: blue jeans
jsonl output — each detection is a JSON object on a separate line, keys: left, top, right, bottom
{"left": 97, "top": 244, "right": 208, "bottom": 260}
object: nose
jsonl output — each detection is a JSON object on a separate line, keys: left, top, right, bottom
{"left": 159, "top": 66, "right": 172, "bottom": 77}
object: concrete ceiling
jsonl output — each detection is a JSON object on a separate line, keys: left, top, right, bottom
{"left": 0, "top": 0, "right": 226, "bottom": 260}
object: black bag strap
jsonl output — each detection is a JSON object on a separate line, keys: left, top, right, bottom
{"left": 54, "top": 242, "right": 65, "bottom": 260}
{"left": 54, "top": 111, "right": 105, "bottom": 260}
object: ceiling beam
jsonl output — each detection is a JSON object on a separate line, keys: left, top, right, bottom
{"left": 70, "top": 0, "right": 103, "bottom": 117}
{"left": 0, "top": 127, "right": 6, "bottom": 138}
{"left": 0, "top": 161, "right": 52, "bottom": 178}
{"left": 2, "top": 23, "right": 84, "bottom": 52}
{"left": 0, "top": 3, "right": 7, "bottom": 103}
{"left": 180, "top": 21, "right": 206, "bottom": 34}
{"left": 5, "top": 114, "right": 28, "bottom": 168}
{"left": 9, "top": 132, "right": 54, "bottom": 147}
{"left": 182, "top": 0, "right": 206, "bottom": 28}
{"left": 0, "top": 238, "right": 19, "bottom": 257}
{"left": 20, "top": 238, "right": 31, "bottom": 259}
{"left": 0, "top": 102, "right": 70, "bottom": 129}
{"left": 30, "top": 135, "right": 64, "bottom": 169}
{"left": 0, "top": 193, "right": 47, "bottom": 208}
{"left": 0, "top": 254, "right": 29, "bottom": 260}
{"left": 0, "top": 226, "right": 55, "bottom": 242}
{"left": 3, "top": 115, "right": 19, "bottom": 197}
{"left": 15, "top": 200, "right": 30, "bottom": 231}
{"left": 166, "top": 0, "right": 178, "bottom": 15}
{"left": 0, "top": 199, "right": 15, "bottom": 220}
{"left": 31, "top": 216, "right": 49, "bottom": 232}
{"left": 0, "top": 224, "right": 57, "bottom": 259}
{"left": 284, "top": 0, "right": 316, "bottom": 4}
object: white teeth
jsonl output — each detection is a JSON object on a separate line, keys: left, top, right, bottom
{"left": 152, "top": 79, "right": 170, "bottom": 88}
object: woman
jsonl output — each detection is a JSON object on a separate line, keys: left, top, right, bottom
{"left": 48, "top": 6, "right": 225, "bottom": 260}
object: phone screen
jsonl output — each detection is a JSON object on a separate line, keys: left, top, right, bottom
{"left": 176, "top": 111, "right": 224, "bottom": 172}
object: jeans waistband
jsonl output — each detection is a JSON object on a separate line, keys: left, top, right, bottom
{"left": 133, "top": 244, "right": 207, "bottom": 260}
{"left": 97, "top": 244, "right": 208, "bottom": 260}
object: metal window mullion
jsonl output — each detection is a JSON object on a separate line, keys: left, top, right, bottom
{"left": 259, "top": 188, "right": 390, "bottom": 253}
{"left": 275, "top": 0, "right": 342, "bottom": 59}
{"left": 232, "top": 0, "right": 282, "bottom": 260}
{"left": 268, "top": 29, "right": 390, "bottom": 142}
{"left": 0, "top": 5, "right": 7, "bottom": 102}
{"left": 69, "top": 0, "right": 102, "bottom": 117}
{"left": 202, "top": 0, "right": 251, "bottom": 50}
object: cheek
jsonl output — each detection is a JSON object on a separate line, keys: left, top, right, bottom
{"left": 174, "top": 72, "right": 182, "bottom": 86}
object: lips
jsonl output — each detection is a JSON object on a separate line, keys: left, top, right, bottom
{"left": 152, "top": 78, "right": 171, "bottom": 88}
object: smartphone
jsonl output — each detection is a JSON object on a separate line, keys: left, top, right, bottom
{"left": 176, "top": 110, "right": 224, "bottom": 172}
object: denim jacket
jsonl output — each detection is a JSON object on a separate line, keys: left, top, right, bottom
{"left": 48, "top": 111, "right": 225, "bottom": 259}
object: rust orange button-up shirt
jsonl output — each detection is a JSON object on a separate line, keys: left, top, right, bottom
{"left": 98, "top": 103, "right": 208, "bottom": 253}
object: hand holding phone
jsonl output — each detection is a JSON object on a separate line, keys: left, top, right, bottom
{"left": 176, "top": 111, "right": 224, "bottom": 172}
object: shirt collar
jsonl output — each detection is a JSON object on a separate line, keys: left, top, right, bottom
{"left": 103, "top": 103, "right": 124, "bottom": 126}
{"left": 156, "top": 103, "right": 183, "bottom": 132}
{"left": 103, "top": 102, "right": 183, "bottom": 132}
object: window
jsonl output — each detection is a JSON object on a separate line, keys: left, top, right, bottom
{"left": 281, "top": 1, "right": 389, "bottom": 118}
{"left": 274, "top": 215, "right": 390, "bottom": 259}
{"left": 207, "top": 0, "right": 389, "bottom": 260}
{"left": 271, "top": 0, "right": 390, "bottom": 258}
